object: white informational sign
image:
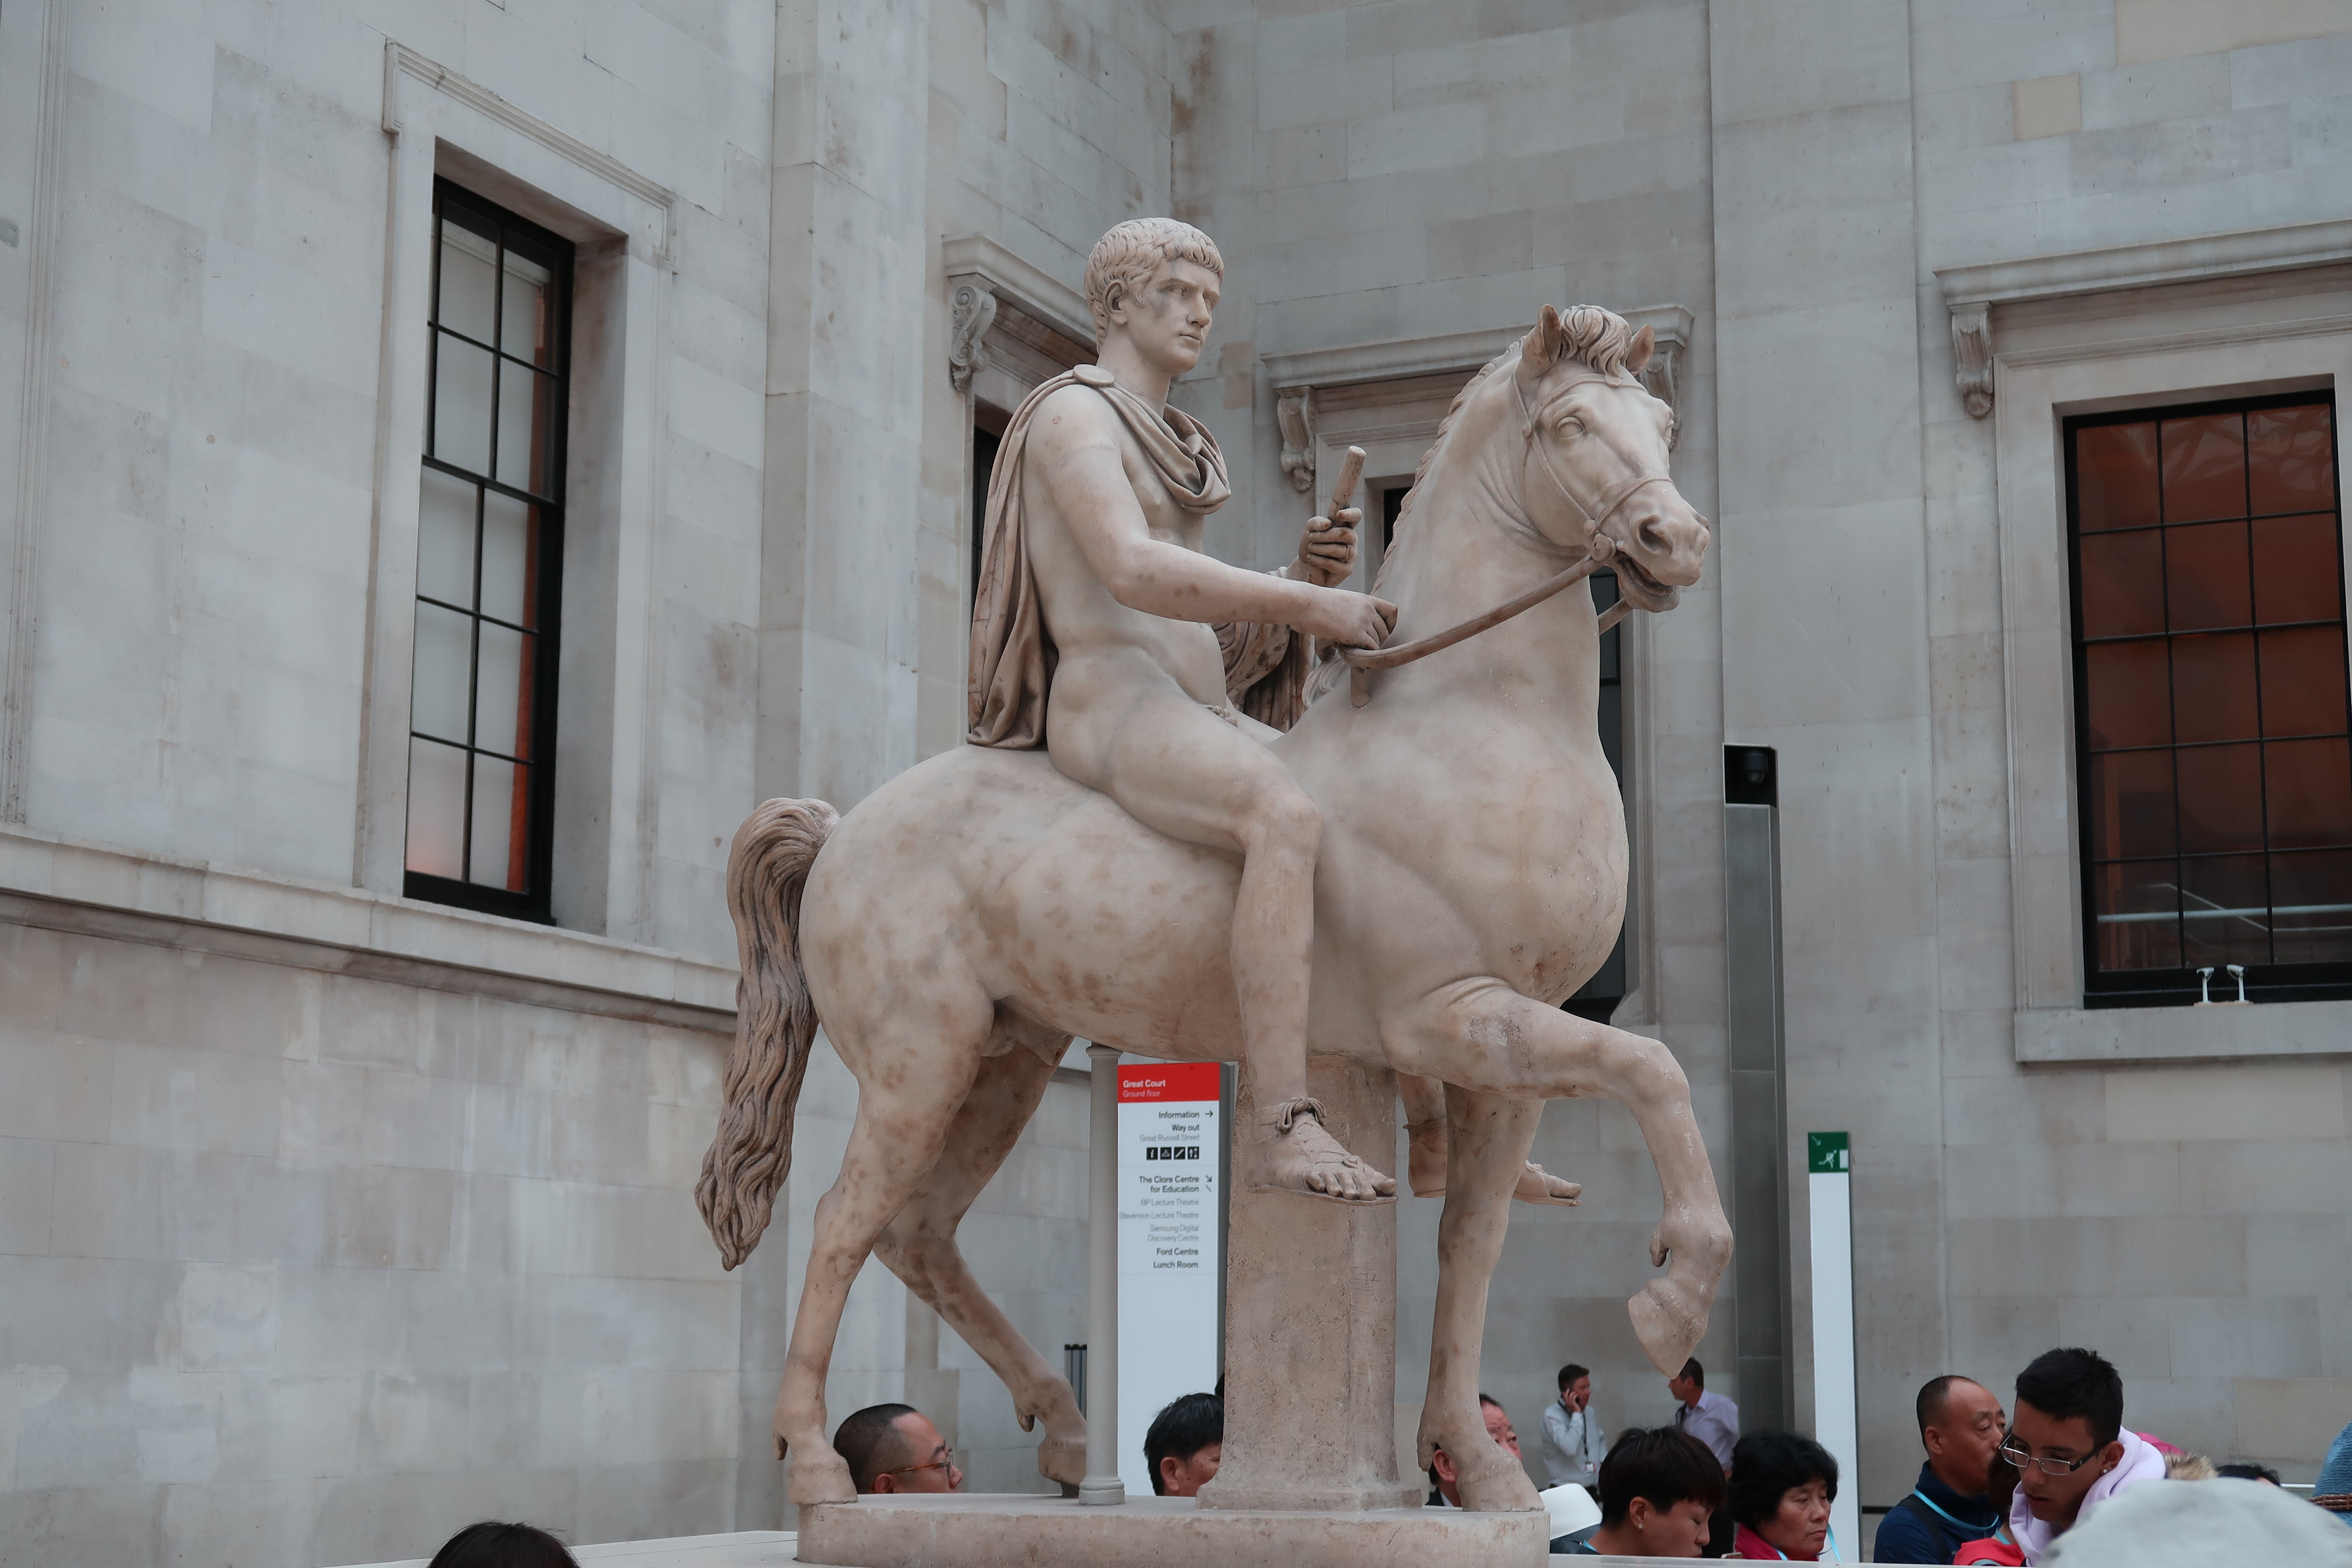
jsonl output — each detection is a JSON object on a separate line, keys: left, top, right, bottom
{"left": 1808, "top": 1131, "right": 1859, "bottom": 1560}
{"left": 1115, "top": 1061, "right": 1222, "bottom": 1491}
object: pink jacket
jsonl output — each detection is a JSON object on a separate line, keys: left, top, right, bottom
{"left": 2007, "top": 1429, "right": 2168, "bottom": 1564}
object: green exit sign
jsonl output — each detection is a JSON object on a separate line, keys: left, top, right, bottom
{"left": 1808, "top": 1132, "right": 1851, "bottom": 1174}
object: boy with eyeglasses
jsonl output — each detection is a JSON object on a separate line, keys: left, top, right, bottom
{"left": 1997, "top": 1348, "right": 2163, "bottom": 1563}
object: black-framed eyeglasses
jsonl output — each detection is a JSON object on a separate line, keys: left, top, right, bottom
{"left": 883, "top": 1447, "right": 956, "bottom": 1477}
{"left": 1999, "top": 1430, "right": 2096, "bottom": 1476}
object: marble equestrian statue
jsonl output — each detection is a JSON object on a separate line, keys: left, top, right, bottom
{"left": 697, "top": 217, "right": 1731, "bottom": 1512}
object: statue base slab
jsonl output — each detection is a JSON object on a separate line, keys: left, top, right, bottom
{"left": 795, "top": 1494, "right": 1548, "bottom": 1568}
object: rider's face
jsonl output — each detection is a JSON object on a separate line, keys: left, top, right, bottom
{"left": 1109, "top": 258, "right": 1219, "bottom": 376}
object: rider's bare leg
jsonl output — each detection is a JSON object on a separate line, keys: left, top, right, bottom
{"left": 1049, "top": 677, "right": 1393, "bottom": 1202}
{"left": 1400, "top": 1071, "right": 1581, "bottom": 1206}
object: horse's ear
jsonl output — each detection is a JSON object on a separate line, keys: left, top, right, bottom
{"left": 1626, "top": 324, "right": 1656, "bottom": 375}
{"left": 1522, "top": 303, "right": 1565, "bottom": 376}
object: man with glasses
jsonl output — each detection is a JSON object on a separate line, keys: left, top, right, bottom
{"left": 831, "top": 1403, "right": 965, "bottom": 1495}
{"left": 1998, "top": 1349, "right": 2163, "bottom": 1564}
{"left": 1872, "top": 1374, "right": 2006, "bottom": 1562}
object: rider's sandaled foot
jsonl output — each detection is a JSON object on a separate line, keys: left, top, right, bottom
{"left": 1257, "top": 1097, "right": 1397, "bottom": 1204}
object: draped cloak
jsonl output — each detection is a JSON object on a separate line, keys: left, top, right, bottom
{"left": 966, "top": 364, "right": 1317, "bottom": 747}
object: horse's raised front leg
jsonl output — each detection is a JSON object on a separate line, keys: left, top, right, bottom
{"left": 775, "top": 1032, "right": 981, "bottom": 1506}
{"left": 871, "top": 1034, "right": 1087, "bottom": 1490}
{"left": 1393, "top": 983, "right": 1731, "bottom": 1375}
{"left": 1417, "top": 1084, "right": 1544, "bottom": 1513}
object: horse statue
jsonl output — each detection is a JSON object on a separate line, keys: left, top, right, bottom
{"left": 698, "top": 303, "right": 1731, "bottom": 1511}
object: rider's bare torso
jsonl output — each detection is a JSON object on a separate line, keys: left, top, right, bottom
{"left": 1023, "top": 385, "right": 1235, "bottom": 734}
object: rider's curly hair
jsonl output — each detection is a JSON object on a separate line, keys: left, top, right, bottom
{"left": 1084, "top": 218, "right": 1223, "bottom": 345}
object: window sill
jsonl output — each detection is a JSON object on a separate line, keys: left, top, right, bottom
{"left": 2016, "top": 998, "right": 2352, "bottom": 1065}
{"left": 0, "top": 824, "right": 735, "bottom": 1029}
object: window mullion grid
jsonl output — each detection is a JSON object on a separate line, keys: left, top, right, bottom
{"left": 490, "top": 226, "right": 506, "bottom": 490}
{"left": 456, "top": 480, "right": 483, "bottom": 884}
{"left": 2240, "top": 412, "right": 2277, "bottom": 964}
{"left": 2155, "top": 428, "right": 2185, "bottom": 965}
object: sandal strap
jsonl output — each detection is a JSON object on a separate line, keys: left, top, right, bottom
{"left": 1263, "top": 1096, "right": 1326, "bottom": 1132}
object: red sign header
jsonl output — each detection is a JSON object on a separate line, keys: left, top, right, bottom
{"left": 1118, "top": 1062, "right": 1222, "bottom": 1103}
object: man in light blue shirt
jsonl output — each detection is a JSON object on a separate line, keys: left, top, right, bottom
{"left": 1668, "top": 1357, "right": 1738, "bottom": 1472}
{"left": 1539, "top": 1363, "right": 1606, "bottom": 1490}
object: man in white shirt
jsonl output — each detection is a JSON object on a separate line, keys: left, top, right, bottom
{"left": 1540, "top": 1363, "right": 1606, "bottom": 1490}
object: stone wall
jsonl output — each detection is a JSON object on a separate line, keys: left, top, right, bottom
{"left": 9, "top": 0, "right": 2352, "bottom": 1561}
{"left": 1901, "top": 0, "right": 2352, "bottom": 1499}
{"left": 0, "top": 1, "right": 1101, "bottom": 1559}
{"left": 0, "top": 831, "right": 743, "bottom": 1563}
{"left": 1162, "top": 0, "right": 2352, "bottom": 1526}
{"left": 0, "top": 0, "right": 775, "bottom": 962}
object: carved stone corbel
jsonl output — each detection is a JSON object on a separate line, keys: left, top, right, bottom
{"left": 1277, "top": 387, "right": 1316, "bottom": 492}
{"left": 1950, "top": 301, "right": 1993, "bottom": 418}
{"left": 948, "top": 281, "right": 999, "bottom": 395}
{"left": 1638, "top": 340, "right": 1684, "bottom": 450}
{"left": 942, "top": 237, "right": 1093, "bottom": 402}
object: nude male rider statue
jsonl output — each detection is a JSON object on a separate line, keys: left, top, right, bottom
{"left": 968, "top": 218, "right": 1398, "bottom": 1202}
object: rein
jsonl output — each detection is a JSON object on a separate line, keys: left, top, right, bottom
{"left": 1340, "top": 368, "right": 1664, "bottom": 707}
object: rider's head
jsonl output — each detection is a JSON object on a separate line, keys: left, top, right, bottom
{"left": 1086, "top": 219, "right": 1223, "bottom": 375}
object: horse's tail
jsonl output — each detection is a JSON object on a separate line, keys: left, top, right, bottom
{"left": 697, "top": 796, "right": 839, "bottom": 1270}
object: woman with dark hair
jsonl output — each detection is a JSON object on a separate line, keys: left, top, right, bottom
{"left": 1726, "top": 1430, "right": 1838, "bottom": 1560}
{"left": 1556, "top": 1426, "right": 1726, "bottom": 1556}
{"left": 426, "top": 1522, "right": 579, "bottom": 1568}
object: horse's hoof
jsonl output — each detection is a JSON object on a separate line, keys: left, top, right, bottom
{"left": 1628, "top": 1276, "right": 1709, "bottom": 1377}
{"left": 1455, "top": 1455, "right": 1543, "bottom": 1513}
{"left": 788, "top": 1449, "right": 858, "bottom": 1506}
{"left": 1038, "top": 1430, "right": 1087, "bottom": 1486}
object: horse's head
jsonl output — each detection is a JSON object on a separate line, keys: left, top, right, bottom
{"left": 1513, "top": 304, "right": 1709, "bottom": 611}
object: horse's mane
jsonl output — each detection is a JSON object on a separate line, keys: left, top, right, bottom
{"left": 1367, "top": 305, "right": 1640, "bottom": 598}
{"left": 1307, "top": 306, "right": 1637, "bottom": 707}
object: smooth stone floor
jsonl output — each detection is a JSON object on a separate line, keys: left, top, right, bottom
{"left": 795, "top": 1493, "right": 1552, "bottom": 1568}
{"left": 334, "top": 1531, "right": 799, "bottom": 1567}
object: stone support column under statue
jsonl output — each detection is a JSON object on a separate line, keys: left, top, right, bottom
{"left": 795, "top": 1056, "right": 1548, "bottom": 1568}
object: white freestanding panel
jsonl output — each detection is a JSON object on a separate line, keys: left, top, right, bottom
{"left": 1808, "top": 1131, "right": 1858, "bottom": 1559}
{"left": 1116, "top": 1061, "right": 1224, "bottom": 1490}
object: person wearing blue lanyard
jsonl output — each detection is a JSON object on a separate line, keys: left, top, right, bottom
{"left": 1727, "top": 1430, "right": 1841, "bottom": 1561}
{"left": 1874, "top": 1375, "right": 2009, "bottom": 1562}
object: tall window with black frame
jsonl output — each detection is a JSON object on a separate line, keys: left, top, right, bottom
{"left": 1566, "top": 567, "right": 1628, "bottom": 1021}
{"left": 404, "top": 181, "right": 572, "bottom": 920}
{"left": 2068, "top": 393, "right": 2352, "bottom": 1005}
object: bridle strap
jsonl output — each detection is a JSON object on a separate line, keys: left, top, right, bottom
{"left": 1515, "top": 370, "right": 1673, "bottom": 536}
{"left": 1337, "top": 369, "right": 1660, "bottom": 706}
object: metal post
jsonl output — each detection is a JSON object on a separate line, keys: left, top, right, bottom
{"left": 1079, "top": 1042, "right": 1124, "bottom": 1505}
{"left": 1724, "top": 745, "right": 1795, "bottom": 1432}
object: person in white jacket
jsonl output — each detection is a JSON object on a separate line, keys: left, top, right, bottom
{"left": 1540, "top": 1363, "right": 1607, "bottom": 1491}
{"left": 2000, "top": 1348, "right": 2166, "bottom": 1565}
